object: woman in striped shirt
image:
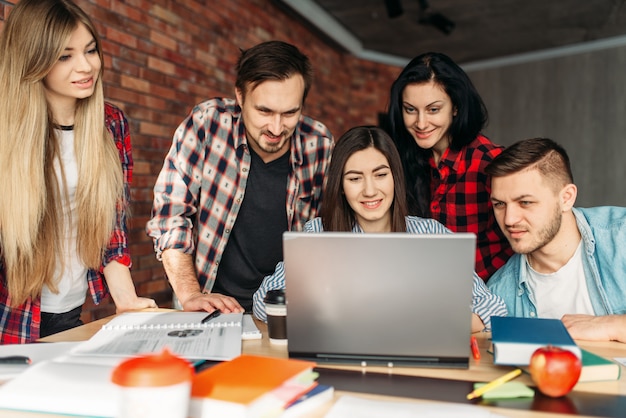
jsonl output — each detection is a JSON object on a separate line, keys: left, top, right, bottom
{"left": 253, "top": 126, "right": 507, "bottom": 331}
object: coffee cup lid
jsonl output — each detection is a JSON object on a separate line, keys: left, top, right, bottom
{"left": 264, "top": 289, "right": 286, "bottom": 304}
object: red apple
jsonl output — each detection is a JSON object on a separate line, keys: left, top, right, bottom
{"left": 529, "top": 345, "right": 582, "bottom": 397}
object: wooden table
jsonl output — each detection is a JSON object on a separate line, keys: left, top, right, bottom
{"left": 22, "top": 312, "right": 626, "bottom": 417}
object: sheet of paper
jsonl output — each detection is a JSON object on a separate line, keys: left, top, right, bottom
{"left": 242, "top": 314, "right": 262, "bottom": 340}
{"left": 0, "top": 359, "right": 118, "bottom": 417}
{"left": 0, "top": 341, "right": 79, "bottom": 380}
{"left": 613, "top": 357, "right": 626, "bottom": 367}
{"left": 71, "top": 311, "right": 243, "bottom": 360}
{"left": 324, "top": 395, "right": 508, "bottom": 418}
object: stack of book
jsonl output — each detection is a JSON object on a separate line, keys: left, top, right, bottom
{"left": 189, "top": 354, "right": 333, "bottom": 418}
{"left": 490, "top": 317, "right": 581, "bottom": 366}
{"left": 579, "top": 349, "right": 621, "bottom": 382}
{"left": 491, "top": 316, "right": 621, "bottom": 383}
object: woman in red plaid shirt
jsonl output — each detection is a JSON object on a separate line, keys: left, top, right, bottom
{"left": 387, "top": 52, "right": 513, "bottom": 281}
{"left": 0, "top": 0, "right": 155, "bottom": 344}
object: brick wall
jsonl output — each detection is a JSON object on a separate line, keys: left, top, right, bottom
{"left": 1, "top": 0, "right": 401, "bottom": 321}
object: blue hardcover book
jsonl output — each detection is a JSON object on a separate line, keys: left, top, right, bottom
{"left": 491, "top": 316, "right": 581, "bottom": 366}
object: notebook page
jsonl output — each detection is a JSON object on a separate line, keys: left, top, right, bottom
{"left": 71, "top": 311, "right": 243, "bottom": 360}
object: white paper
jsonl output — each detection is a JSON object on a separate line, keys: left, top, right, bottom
{"left": 0, "top": 341, "right": 79, "bottom": 380}
{"left": 0, "top": 359, "right": 118, "bottom": 417}
{"left": 242, "top": 314, "right": 262, "bottom": 340}
{"left": 324, "top": 395, "right": 507, "bottom": 418}
{"left": 613, "top": 357, "right": 626, "bottom": 366}
{"left": 72, "top": 311, "right": 243, "bottom": 360}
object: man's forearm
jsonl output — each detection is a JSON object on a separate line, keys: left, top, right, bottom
{"left": 563, "top": 314, "right": 626, "bottom": 343}
{"left": 607, "top": 315, "right": 626, "bottom": 343}
{"left": 161, "top": 249, "right": 202, "bottom": 305}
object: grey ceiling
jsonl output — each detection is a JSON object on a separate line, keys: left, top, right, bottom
{"left": 276, "top": 0, "right": 626, "bottom": 65}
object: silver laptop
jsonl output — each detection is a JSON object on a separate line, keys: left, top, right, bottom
{"left": 283, "top": 232, "right": 476, "bottom": 368}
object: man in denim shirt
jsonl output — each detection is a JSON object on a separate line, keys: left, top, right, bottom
{"left": 486, "top": 138, "right": 626, "bottom": 343}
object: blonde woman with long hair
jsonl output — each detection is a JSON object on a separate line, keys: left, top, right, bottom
{"left": 0, "top": 0, "right": 156, "bottom": 344}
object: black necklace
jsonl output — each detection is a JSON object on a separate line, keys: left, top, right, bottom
{"left": 58, "top": 124, "right": 74, "bottom": 131}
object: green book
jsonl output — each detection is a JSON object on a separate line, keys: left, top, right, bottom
{"left": 579, "top": 349, "right": 621, "bottom": 382}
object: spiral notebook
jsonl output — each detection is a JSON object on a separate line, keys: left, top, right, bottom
{"left": 72, "top": 311, "right": 243, "bottom": 361}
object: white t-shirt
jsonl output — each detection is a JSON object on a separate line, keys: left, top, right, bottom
{"left": 41, "top": 129, "right": 88, "bottom": 313}
{"left": 525, "top": 240, "right": 594, "bottom": 319}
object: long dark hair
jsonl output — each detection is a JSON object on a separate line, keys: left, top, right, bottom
{"left": 320, "top": 126, "right": 408, "bottom": 232}
{"left": 387, "top": 52, "right": 488, "bottom": 216}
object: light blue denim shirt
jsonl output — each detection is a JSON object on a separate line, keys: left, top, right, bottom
{"left": 253, "top": 216, "right": 508, "bottom": 329}
{"left": 488, "top": 207, "right": 626, "bottom": 318}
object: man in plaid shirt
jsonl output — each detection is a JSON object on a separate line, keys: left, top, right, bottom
{"left": 147, "top": 41, "right": 333, "bottom": 314}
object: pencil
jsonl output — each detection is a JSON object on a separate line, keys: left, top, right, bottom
{"left": 466, "top": 368, "right": 522, "bottom": 400}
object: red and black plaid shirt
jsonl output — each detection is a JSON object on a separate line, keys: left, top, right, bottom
{"left": 146, "top": 98, "right": 333, "bottom": 294}
{"left": 0, "top": 103, "right": 133, "bottom": 344}
{"left": 428, "top": 134, "right": 513, "bottom": 281}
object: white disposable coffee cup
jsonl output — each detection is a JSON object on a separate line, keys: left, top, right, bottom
{"left": 264, "top": 289, "right": 287, "bottom": 344}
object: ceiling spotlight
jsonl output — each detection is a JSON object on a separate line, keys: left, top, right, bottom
{"left": 417, "top": 0, "right": 455, "bottom": 35}
{"left": 384, "top": 0, "right": 404, "bottom": 18}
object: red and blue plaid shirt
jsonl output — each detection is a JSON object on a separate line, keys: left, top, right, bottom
{"left": 147, "top": 98, "right": 333, "bottom": 293}
{"left": 0, "top": 103, "right": 133, "bottom": 344}
{"left": 429, "top": 134, "right": 513, "bottom": 281}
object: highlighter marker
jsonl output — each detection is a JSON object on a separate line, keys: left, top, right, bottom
{"left": 0, "top": 356, "right": 32, "bottom": 365}
{"left": 470, "top": 336, "right": 481, "bottom": 360}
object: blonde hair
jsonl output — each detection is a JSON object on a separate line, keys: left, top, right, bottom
{"left": 0, "top": 0, "right": 125, "bottom": 306}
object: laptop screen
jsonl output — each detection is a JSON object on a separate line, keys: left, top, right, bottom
{"left": 283, "top": 232, "right": 476, "bottom": 368}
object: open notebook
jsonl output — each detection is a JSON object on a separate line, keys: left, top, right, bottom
{"left": 72, "top": 311, "right": 243, "bottom": 360}
{"left": 0, "top": 311, "right": 244, "bottom": 417}
{"left": 283, "top": 232, "right": 476, "bottom": 368}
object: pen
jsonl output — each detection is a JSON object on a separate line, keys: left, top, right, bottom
{"left": 470, "top": 336, "right": 481, "bottom": 360}
{"left": 0, "top": 356, "right": 32, "bottom": 365}
{"left": 201, "top": 310, "right": 221, "bottom": 323}
{"left": 466, "top": 368, "right": 522, "bottom": 400}
{"left": 193, "top": 360, "right": 219, "bottom": 373}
